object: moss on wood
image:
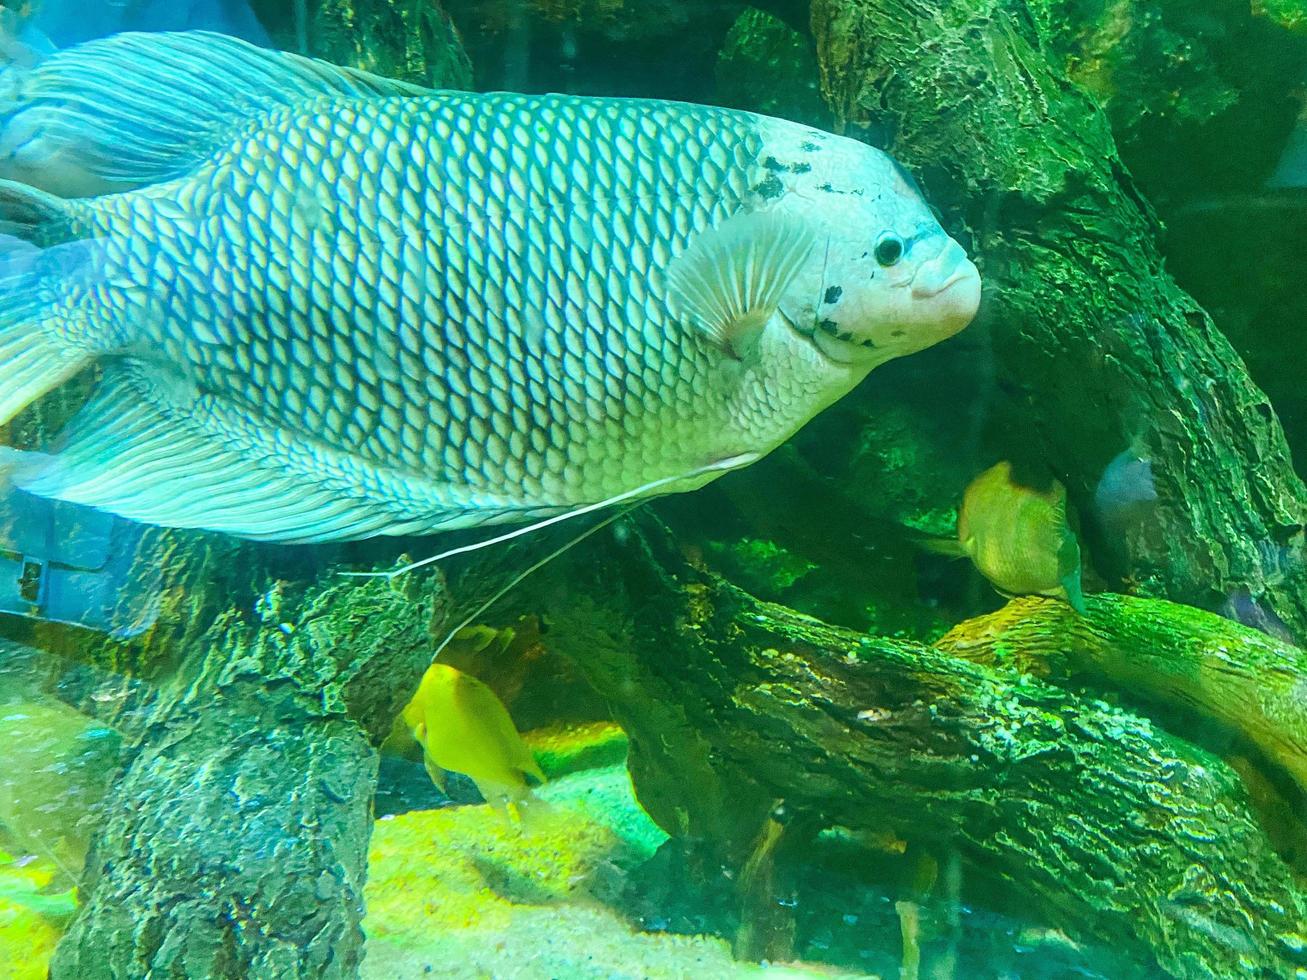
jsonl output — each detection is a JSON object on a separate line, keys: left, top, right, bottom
{"left": 530, "top": 517, "right": 1307, "bottom": 978}
{"left": 809, "top": 0, "right": 1307, "bottom": 642}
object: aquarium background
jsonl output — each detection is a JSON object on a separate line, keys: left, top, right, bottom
{"left": 1, "top": 0, "right": 1306, "bottom": 978}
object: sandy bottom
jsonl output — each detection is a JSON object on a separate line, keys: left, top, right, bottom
{"left": 362, "top": 765, "right": 864, "bottom": 979}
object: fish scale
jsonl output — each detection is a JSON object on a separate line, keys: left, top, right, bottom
{"left": 0, "top": 31, "right": 980, "bottom": 542}
{"left": 141, "top": 92, "right": 739, "bottom": 502}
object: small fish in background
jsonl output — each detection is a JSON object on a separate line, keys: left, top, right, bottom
{"left": 1220, "top": 589, "right": 1298, "bottom": 646}
{"left": 0, "top": 696, "right": 121, "bottom": 886}
{"left": 1093, "top": 444, "right": 1158, "bottom": 529}
{"left": 923, "top": 460, "right": 1086, "bottom": 612}
{"left": 1268, "top": 84, "right": 1307, "bottom": 189}
{"left": 400, "top": 663, "right": 546, "bottom": 820}
{"left": 1092, "top": 439, "right": 1160, "bottom": 571}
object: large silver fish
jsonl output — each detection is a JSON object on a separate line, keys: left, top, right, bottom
{"left": 0, "top": 32, "right": 980, "bottom": 543}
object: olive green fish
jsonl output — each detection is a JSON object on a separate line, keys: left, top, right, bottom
{"left": 928, "top": 460, "right": 1086, "bottom": 612}
{"left": 0, "top": 31, "right": 980, "bottom": 542}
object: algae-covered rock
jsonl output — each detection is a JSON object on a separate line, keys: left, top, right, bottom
{"left": 310, "top": 0, "right": 474, "bottom": 89}
{"left": 1260, "top": 0, "right": 1307, "bottom": 34}
{"left": 250, "top": 0, "right": 474, "bottom": 89}
{"left": 1013, "top": 2, "right": 1307, "bottom": 474}
{"left": 716, "top": 8, "right": 830, "bottom": 128}
{"left": 1026, "top": 0, "right": 1307, "bottom": 205}
{"left": 524, "top": 721, "right": 628, "bottom": 780}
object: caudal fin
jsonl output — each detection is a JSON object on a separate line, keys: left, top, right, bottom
{"left": 0, "top": 181, "right": 95, "bottom": 426}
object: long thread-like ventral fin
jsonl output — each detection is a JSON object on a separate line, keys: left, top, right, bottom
{"left": 665, "top": 209, "right": 815, "bottom": 357}
{"left": 0, "top": 30, "right": 434, "bottom": 193}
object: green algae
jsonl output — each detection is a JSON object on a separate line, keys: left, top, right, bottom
{"left": 716, "top": 8, "right": 831, "bottom": 128}
{"left": 703, "top": 538, "right": 819, "bottom": 596}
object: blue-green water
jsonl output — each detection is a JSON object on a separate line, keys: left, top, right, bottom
{"left": 0, "top": 1, "right": 1305, "bottom": 977}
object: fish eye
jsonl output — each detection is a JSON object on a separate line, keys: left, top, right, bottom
{"left": 874, "top": 233, "right": 903, "bottom": 267}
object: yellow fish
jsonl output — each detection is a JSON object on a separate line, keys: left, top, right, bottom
{"left": 927, "top": 461, "right": 1086, "bottom": 612}
{"left": 0, "top": 698, "right": 120, "bottom": 884}
{"left": 400, "top": 663, "right": 545, "bottom": 816}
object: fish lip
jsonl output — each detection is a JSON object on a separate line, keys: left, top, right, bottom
{"left": 778, "top": 309, "right": 878, "bottom": 365}
{"left": 811, "top": 328, "right": 864, "bottom": 364}
{"left": 911, "top": 261, "right": 981, "bottom": 300}
{"left": 778, "top": 309, "right": 849, "bottom": 364}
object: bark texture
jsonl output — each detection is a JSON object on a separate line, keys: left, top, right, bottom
{"left": 44, "top": 535, "right": 543, "bottom": 980}
{"left": 532, "top": 518, "right": 1307, "bottom": 979}
{"left": 47, "top": 573, "right": 431, "bottom": 978}
{"left": 937, "top": 594, "right": 1307, "bottom": 800}
{"left": 808, "top": 0, "right": 1307, "bottom": 640}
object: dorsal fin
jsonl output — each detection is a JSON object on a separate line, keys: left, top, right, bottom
{"left": 0, "top": 30, "right": 432, "bottom": 194}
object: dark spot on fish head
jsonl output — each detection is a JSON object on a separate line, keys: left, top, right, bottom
{"left": 819, "top": 318, "right": 838, "bottom": 332}
{"left": 755, "top": 174, "right": 784, "bottom": 200}
{"left": 801, "top": 141, "right": 819, "bottom": 152}
{"left": 764, "top": 155, "right": 786, "bottom": 172}
{"left": 891, "top": 329, "right": 906, "bottom": 338}
{"left": 791, "top": 162, "right": 811, "bottom": 174}
{"left": 823, "top": 285, "right": 843, "bottom": 305}
{"left": 818, "top": 182, "right": 835, "bottom": 193}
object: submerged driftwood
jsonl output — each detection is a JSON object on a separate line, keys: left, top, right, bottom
{"left": 938, "top": 594, "right": 1307, "bottom": 800}
{"left": 40, "top": 515, "right": 1307, "bottom": 978}
{"left": 809, "top": 0, "right": 1307, "bottom": 640}
{"left": 531, "top": 518, "right": 1307, "bottom": 978}
{"left": 43, "top": 539, "right": 541, "bottom": 980}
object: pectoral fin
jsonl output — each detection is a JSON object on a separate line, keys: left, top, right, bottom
{"left": 913, "top": 535, "right": 968, "bottom": 559}
{"left": 422, "top": 752, "right": 449, "bottom": 795}
{"left": 1056, "top": 533, "right": 1086, "bottom": 614}
{"left": 665, "top": 209, "right": 815, "bottom": 358}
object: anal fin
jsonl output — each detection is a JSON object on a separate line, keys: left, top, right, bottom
{"left": 0, "top": 232, "right": 98, "bottom": 426}
{"left": 10, "top": 365, "right": 410, "bottom": 543}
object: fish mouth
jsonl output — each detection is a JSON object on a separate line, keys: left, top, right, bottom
{"left": 909, "top": 242, "right": 982, "bottom": 322}
{"left": 913, "top": 264, "right": 979, "bottom": 299}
